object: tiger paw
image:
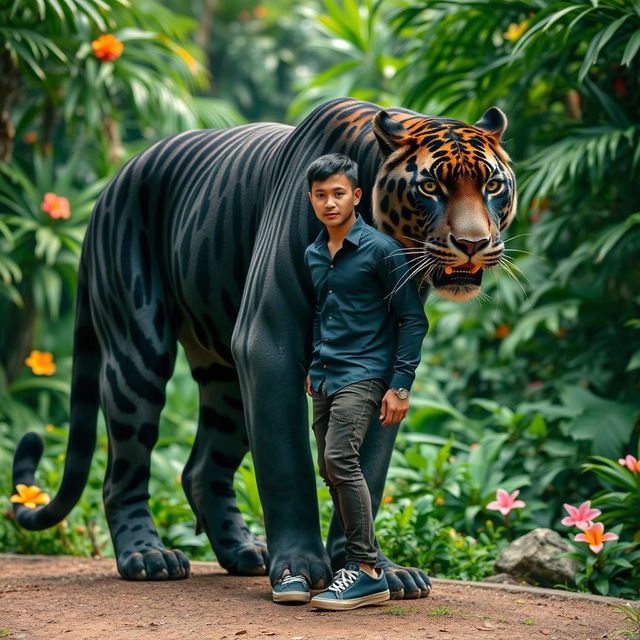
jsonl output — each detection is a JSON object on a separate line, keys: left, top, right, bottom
{"left": 268, "top": 543, "right": 332, "bottom": 592}
{"left": 377, "top": 558, "right": 431, "bottom": 600}
{"left": 117, "top": 548, "right": 191, "bottom": 581}
{"left": 216, "top": 538, "right": 270, "bottom": 576}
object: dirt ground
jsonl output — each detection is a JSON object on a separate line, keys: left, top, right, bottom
{"left": 0, "top": 554, "right": 635, "bottom": 640}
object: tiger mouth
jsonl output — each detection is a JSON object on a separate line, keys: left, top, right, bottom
{"left": 432, "top": 262, "right": 484, "bottom": 288}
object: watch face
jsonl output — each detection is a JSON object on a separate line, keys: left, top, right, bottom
{"left": 395, "top": 388, "right": 409, "bottom": 400}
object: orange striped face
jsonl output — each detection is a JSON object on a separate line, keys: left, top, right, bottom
{"left": 372, "top": 108, "right": 516, "bottom": 301}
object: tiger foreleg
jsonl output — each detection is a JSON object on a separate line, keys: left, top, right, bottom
{"left": 231, "top": 303, "right": 332, "bottom": 591}
{"left": 325, "top": 419, "right": 432, "bottom": 599}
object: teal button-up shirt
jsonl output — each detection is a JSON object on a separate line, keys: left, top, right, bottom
{"left": 305, "top": 214, "right": 428, "bottom": 395}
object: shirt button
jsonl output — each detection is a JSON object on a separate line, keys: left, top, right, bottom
{"left": 330, "top": 264, "right": 334, "bottom": 269}
{"left": 323, "top": 364, "right": 327, "bottom": 369}
{"left": 328, "top": 290, "right": 333, "bottom": 294}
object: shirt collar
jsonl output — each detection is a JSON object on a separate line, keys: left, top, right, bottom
{"left": 314, "top": 213, "right": 365, "bottom": 248}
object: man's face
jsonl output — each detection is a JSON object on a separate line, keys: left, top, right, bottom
{"left": 308, "top": 173, "right": 362, "bottom": 230}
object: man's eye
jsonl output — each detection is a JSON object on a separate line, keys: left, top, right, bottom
{"left": 485, "top": 179, "right": 502, "bottom": 193}
{"left": 418, "top": 181, "right": 438, "bottom": 195}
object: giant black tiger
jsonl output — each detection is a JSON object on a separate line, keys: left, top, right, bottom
{"left": 11, "top": 98, "right": 516, "bottom": 598}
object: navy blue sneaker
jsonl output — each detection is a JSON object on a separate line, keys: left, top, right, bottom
{"left": 310, "top": 562, "right": 390, "bottom": 610}
{"left": 272, "top": 574, "right": 311, "bottom": 604}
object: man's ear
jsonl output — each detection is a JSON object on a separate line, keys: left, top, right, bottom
{"left": 474, "top": 107, "right": 508, "bottom": 141}
{"left": 372, "top": 111, "right": 410, "bottom": 156}
{"left": 354, "top": 187, "right": 362, "bottom": 205}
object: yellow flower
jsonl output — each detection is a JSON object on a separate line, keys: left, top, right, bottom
{"left": 92, "top": 34, "right": 124, "bottom": 61}
{"left": 435, "top": 496, "right": 445, "bottom": 505}
{"left": 10, "top": 484, "right": 50, "bottom": 509}
{"left": 46, "top": 424, "right": 55, "bottom": 432}
{"left": 25, "top": 350, "right": 56, "bottom": 375}
{"left": 504, "top": 21, "right": 529, "bottom": 41}
{"left": 176, "top": 47, "right": 198, "bottom": 73}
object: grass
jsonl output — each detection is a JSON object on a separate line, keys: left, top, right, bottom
{"left": 378, "top": 605, "right": 420, "bottom": 616}
{"left": 612, "top": 602, "right": 640, "bottom": 639}
{"left": 428, "top": 607, "right": 453, "bottom": 616}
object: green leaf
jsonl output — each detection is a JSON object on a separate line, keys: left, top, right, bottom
{"left": 621, "top": 29, "right": 640, "bottom": 65}
{"left": 593, "top": 575, "right": 610, "bottom": 596}
{"left": 561, "top": 386, "right": 639, "bottom": 458}
{"left": 578, "top": 14, "right": 631, "bottom": 82}
{"left": 626, "top": 351, "right": 640, "bottom": 372}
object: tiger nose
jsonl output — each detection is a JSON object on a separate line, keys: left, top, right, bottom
{"left": 451, "top": 236, "right": 489, "bottom": 257}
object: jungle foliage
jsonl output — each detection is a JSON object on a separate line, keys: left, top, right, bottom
{"left": 0, "top": 0, "right": 639, "bottom": 598}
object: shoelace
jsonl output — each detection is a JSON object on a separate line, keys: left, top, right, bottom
{"left": 327, "top": 567, "right": 359, "bottom": 593}
{"left": 280, "top": 574, "right": 307, "bottom": 586}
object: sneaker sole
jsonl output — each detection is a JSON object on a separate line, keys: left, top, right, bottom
{"left": 311, "top": 589, "right": 390, "bottom": 610}
{"left": 272, "top": 590, "right": 311, "bottom": 604}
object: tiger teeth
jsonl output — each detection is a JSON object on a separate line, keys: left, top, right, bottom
{"left": 443, "top": 264, "right": 483, "bottom": 275}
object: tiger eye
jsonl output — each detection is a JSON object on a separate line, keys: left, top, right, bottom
{"left": 419, "top": 180, "right": 438, "bottom": 195}
{"left": 486, "top": 179, "right": 501, "bottom": 192}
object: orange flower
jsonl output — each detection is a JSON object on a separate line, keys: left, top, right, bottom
{"left": 23, "top": 131, "right": 38, "bottom": 144}
{"left": 92, "top": 34, "right": 124, "bottom": 62}
{"left": 494, "top": 324, "right": 511, "bottom": 339}
{"left": 254, "top": 6, "right": 267, "bottom": 18}
{"left": 574, "top": 522, "right": 618, "bottom": 554}
{"left": 435, "top": 496, "right": 445, "bottom": 505}
{"left": 25, "top": 350, "right": 56, "bottom": 375}
{"left": 382, "top": 495, "right": 393, "bottom": 504}
{"left": 618, "top": 455, "right": 640, "bottom": 473}
{"left": 10, "top": 484, "right": 50, "bottom": 509}
{"left": 504, "top": 21, "right": 529, "bottom": 41}
{"left": 41, "top": 192, "right": 70, "bottom": 219}
{"left": 470, "top": 443, "right": 480, "bottom": 449}
{"left": 46, "top": 424, "right": 55, "bottom": 432}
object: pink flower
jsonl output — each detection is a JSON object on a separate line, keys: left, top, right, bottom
{"left": 487, "top": 489, "right": 526, "bottom": 516}
{"left": 574, "top": 522, "right": 618, "bottom": 554}
{"left": 618, "top": 455, "right": 640, "bottom": 473}
{"left": 41, "top": 192, "right": 70, "bottom": 219}
{"left": 561, "top": 501, "right": 602, "bottom": 530}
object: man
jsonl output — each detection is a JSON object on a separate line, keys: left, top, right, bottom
{"left": 271, "top": 153, "right": 428, "bottom": 609}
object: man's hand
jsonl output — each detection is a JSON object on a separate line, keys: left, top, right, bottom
{"left": 305, "top": 375, "right": 313, "bottom": 397}
{"left": 380, "top": 390, "right": 409, "bottom": 426}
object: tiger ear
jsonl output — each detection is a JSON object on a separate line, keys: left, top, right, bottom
{"left": 474, "top": 107, "right": 508, "bottom": 140}
{"left": 372, "top": 110, "right": 410, "bottom": 155}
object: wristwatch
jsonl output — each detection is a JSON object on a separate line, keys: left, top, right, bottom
{"left": 391, "top": 388, "right": 409, "bottom": 400}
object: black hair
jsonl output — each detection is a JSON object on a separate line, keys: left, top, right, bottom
{"left": 306, "top": 153, "right": 359, "bottom": 191}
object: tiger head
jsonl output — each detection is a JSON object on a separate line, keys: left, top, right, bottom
{"left": 371, "top": 108, "right": 516, "bottom": 302}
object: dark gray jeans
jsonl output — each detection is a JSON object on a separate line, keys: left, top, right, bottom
{"left": 311, "top": 378, "right": 387, "bottom": 566}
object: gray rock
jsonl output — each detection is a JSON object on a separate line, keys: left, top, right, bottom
{"left": 494, "top": 528, "right": 577, "bottom": 587}
{"left": 482, "top": 573, "right": 525, "bottom": 585}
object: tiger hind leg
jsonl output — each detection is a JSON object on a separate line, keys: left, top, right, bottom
{"left": 181, "top": 337, "right": 269, "bottom": 575}
{"left": 95, "top": 290, "right": 189, "bottom": 580}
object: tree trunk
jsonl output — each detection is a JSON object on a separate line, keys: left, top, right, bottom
{"left": 0, "top": 49, "right": 19, "bottom": 162}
